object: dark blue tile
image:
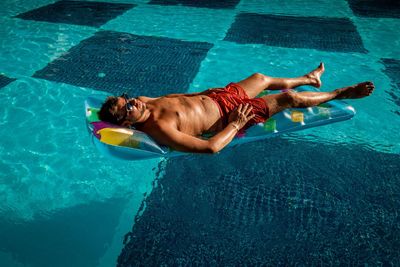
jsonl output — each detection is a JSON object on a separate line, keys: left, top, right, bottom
{"left": 0, "top": 74, "right": 16, "bottom": 89}
{"left": 33, "top": 31, "right": 213, "bottom": 97}
{"left": 383, "top": 58, "right": 400, "bottom": 89}
{"left": 149, "top": 0, "right": 240, "bottom": 9}
{"left": 382, "top": 58, "right": 400, "bottom": 110}
{"left": 14, "top": 0, "right": 135, "bottom": 27}
{"left": 118, "top": 140, "right": 400, "bottom": 266}
{"left": 224, "top": 13, "right": 367, "bottom": 53}
{"left": 347, "top": 0, "right": 400, "bottom": 18}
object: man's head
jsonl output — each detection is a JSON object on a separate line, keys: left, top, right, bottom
{"left": 98, "top": 94, "right": 147, "bottom": 127}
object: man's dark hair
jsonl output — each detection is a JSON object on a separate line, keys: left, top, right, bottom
{"left": 98, "top": 96, "right": 121, "bottom": 125}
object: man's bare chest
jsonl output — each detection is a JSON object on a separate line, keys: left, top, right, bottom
{"left": 142, "top": 95, "right": 222, "bottom": 135}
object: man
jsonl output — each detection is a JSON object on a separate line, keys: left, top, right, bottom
{"left": 98, "top": 63, "right": 374, "bottom": 153}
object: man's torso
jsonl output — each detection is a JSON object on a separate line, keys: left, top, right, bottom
{"left": 136, "top": 92, "right": 223, "bottom": 137}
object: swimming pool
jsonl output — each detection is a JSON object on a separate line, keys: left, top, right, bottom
{"left": 0, "top": 0, "right": 399, "bottom": 266}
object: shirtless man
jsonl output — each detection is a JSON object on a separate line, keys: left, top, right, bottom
{"left": 98, "top": 63, "right": 374, "bottom": 153}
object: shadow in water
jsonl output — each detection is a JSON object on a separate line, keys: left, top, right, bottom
{"left": 118, "top": 137, "right": 400, "bottom": 266}
{"left": 0, "top": 198, "right": 128, "bottom": 267}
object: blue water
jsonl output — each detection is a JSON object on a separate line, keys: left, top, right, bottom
{"left": 0, "top": 0, "right": 399, "bottom": 266}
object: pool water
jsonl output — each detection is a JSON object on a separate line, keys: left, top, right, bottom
{"left": 0, "top": 0, "right": 399, "bottom": 266}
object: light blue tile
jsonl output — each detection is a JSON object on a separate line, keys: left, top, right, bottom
{"left": 190, "top": 41, "right": 380, "bottom": 90}
{"left": 0, "top": 77, "right": 160, "bottom": 219}
{"left": 353, "top": 17, "right": 400, "bottom": 60}
{"left": 101, "top": 4, "right": 237, "bottom": 43}
{"left": 0, "top": 17, "right": 97, "bottom": 78}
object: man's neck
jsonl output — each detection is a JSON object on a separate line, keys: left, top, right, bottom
{"left": 135, "top": 108, "right": 151, "bottom": 125}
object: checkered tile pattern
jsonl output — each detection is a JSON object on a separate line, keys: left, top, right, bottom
{"left": 6, "top": 0, "right": 397, "bottom": 102}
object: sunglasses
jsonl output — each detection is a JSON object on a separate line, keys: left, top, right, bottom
{"left": 121, "top": 93, "right": 134, "bottom": 112}
{"left": 118, "top": 93, "right": 135, "bottom": 122}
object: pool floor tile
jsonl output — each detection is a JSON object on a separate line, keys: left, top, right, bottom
{"left": 32, "top": 31, "right": 213, "bottom": 96}
{"left": 383, "top": 58, "right": 400, "bottom": 88}
{"left": 0, "top": 17, "right": 98, "bottom": 78}
{"left": 101, "top": 4, "right": 237, "bottom": 43}
{"left": 353, "top": 17, "right": 400, "bottom": 60}
{"left": 117, "top": 140, "right": 400, "bottom": 265}
{"left": 0, "top": 74, "right": 16, "bottom": 89}
{"left": 149, "top": 0, "right": 240, "bottom": 9}
{"left": 382, "top": 58, "right": 400, "bottom": 109}
{"left": 14, "top": 0, "right": 135, "bottom": 27}
{"left": 224, "top": 13, "right": 367, "bottom": 53}
{"left": 190, "top": 42, "right": 380, "bottom": 93}
{"left": 238, "top": 0, "right": 353, "bottom": 18}
{"left": 347, "top": 0, "right": 400, "bottom": 18}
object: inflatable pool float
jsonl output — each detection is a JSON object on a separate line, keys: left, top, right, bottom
{"left": 85, "top": 88, "right": 355, "bottom": 160}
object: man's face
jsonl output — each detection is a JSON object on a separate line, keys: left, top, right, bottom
{"left": 115, "top": 95, "right": 146, "bottom": 125}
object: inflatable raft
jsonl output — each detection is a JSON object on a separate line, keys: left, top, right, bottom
{"left": 85, "top": 88, "right": 355, "bottom": 160}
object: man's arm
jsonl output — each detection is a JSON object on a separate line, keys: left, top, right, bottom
{"left": 149, "top": 104, "right": 255, "bottom": 154}
{"left": 150, "top": 122, "right": 240, "bottom": 153}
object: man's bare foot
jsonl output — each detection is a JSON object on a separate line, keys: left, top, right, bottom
{"left": 305, "top": 62, "right": 325, "bottom": 88}
{"left": 336, "top": 81, "right": 375, "bottom": 99}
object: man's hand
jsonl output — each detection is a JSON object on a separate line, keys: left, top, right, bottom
{"left": 228, "top": 103, "right": 256, "bottom": 130}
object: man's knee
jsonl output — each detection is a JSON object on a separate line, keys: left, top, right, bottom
{"left": 262, "top": 90, "right": 298, "bottom": 116}
{"left": 252, "top": 73, "right": 271, "bottom": 84}
{"left": 277, "top": 91, "right": 299, "bottom": 108}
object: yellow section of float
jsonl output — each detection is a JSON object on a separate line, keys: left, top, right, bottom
{"left": 291, "top": 111, "right": 304, "bottom": 123}
{"left": 97, "top": 128, "right": 140, "bottom": 148}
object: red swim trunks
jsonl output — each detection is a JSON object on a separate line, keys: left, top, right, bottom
{"left": 204, "top": 82, "right": 270, "bottom": 129}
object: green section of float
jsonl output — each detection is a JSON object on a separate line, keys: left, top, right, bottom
{"left": 86, "top": 107, "right": 100, "bottom": 123}
{"left": 263, "top": 118, "right": 276, "bottom": 132}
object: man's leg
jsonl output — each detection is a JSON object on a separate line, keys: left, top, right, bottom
{"left": 237, "top": 63, "right": 325, "bottom": 98}
{"left": 262, "top": 82, "right": 375, "bottom": 116}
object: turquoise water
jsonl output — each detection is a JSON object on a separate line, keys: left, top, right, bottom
{"left": 0, "top": 0, "right": 399, "bottom": 266}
